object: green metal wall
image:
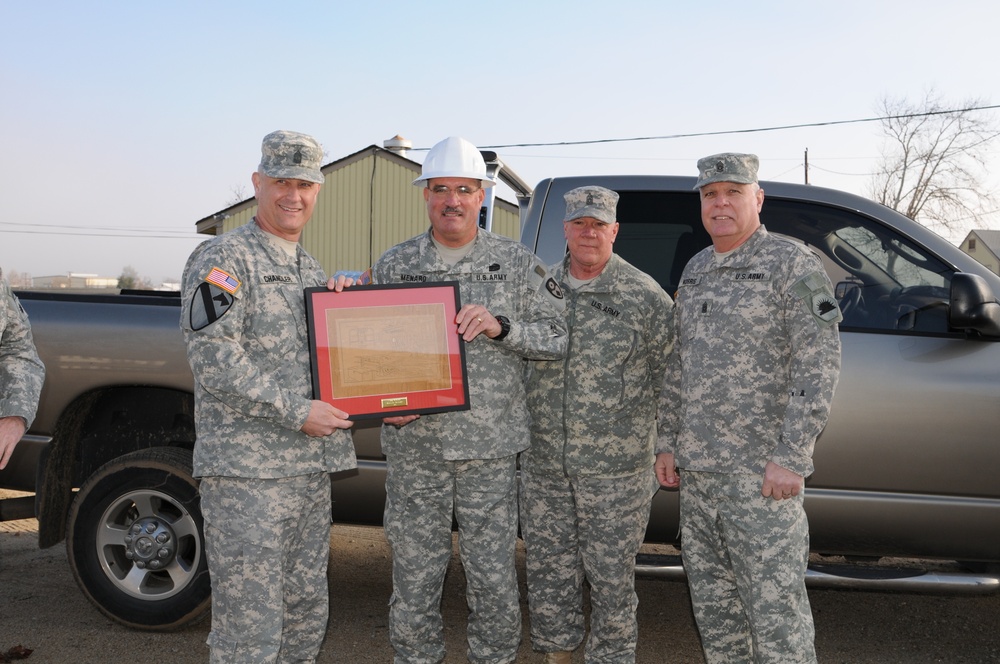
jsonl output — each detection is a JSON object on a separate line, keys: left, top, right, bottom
{"left": 211, "top": 148, "right": 520, "bottom": 275}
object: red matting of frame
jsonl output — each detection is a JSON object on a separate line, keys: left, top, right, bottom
{"left": 305, "top": 282, "right": 469, "bottom": 419}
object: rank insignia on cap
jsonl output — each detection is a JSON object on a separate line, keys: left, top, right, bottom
{"left": 205, "top": 267, "right": 241, "bottom": 294}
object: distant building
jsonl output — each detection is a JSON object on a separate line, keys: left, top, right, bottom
{"left": 195, "top": 137, "right": 522, "bottom": 275}
{"left": 959, "top": 230, "right": 1000, "bottom": 275}
{"left": 31, "top": 273, "right": 120, "bottom": 289}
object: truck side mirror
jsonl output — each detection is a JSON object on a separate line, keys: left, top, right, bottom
{"left": 950, "top": 272, "right": 1000, "bottom": 337}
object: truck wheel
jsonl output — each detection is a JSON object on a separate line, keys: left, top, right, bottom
{"left": 66, "top": 447, "right": 211, "bottom": 631}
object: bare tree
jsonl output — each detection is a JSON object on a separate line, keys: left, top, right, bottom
{"left": 226, "top": 183, "right": 250, "bottom": 207}
{"left": 868, "top": 91, "right": 1000, "bottom": 238}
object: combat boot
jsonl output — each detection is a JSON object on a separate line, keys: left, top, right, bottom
{"left": 543, "top": 652, "right": 573, "bottom": 664}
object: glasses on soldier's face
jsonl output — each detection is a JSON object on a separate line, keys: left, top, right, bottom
{"left": 428, "top": 184, "right": 481, "bottom": 198}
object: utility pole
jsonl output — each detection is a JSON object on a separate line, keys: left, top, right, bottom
{"left": 804, "top": 148, "right": 810, "bottom": 185}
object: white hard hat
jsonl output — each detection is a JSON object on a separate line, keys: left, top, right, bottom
{"left": 413, "top": 136, "right": 495, "bottom": 188}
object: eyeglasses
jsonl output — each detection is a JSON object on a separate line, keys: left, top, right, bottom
{"left": 428, "top": 184, "right": 481, "bottom": 198}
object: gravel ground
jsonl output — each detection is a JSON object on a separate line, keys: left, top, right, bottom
{"left": 1, "top": 498, "right": 999, "bottom": 663}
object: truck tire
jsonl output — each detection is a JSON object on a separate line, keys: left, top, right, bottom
{"left": 66, "top": 447, "right": 211, "bottom": 631}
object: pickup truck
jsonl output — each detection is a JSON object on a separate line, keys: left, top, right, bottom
{"left": 3, "top": 172, "right": 1000, "bottom": 631}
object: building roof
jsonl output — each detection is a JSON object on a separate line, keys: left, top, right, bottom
{"left": 967, "top": 229, "right": 1000, "bottom": 255}
{"left": 195, "top": 144, "right": 517, "bottom": 234}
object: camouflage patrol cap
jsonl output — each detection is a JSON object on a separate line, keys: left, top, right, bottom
{"left": 694, "top": 152, "right": 759, "bottom": 189}
{"left": 563, "top": 186, "right": 619, "bottom": 224}
{"left": 259, "top": 130, "right": 325, "bottom": 184}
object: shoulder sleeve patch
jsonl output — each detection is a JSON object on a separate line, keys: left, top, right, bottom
{"left": 545, "top": 275, "right": 564, "bottom": 301}
{"left": 204, "top": 267, "right": 241, "bottom": 295}
{"left": 811, "top": 292, "right": 842, "bottom": 325}
{"left": 791, "top": 271, "right": 842, "bottom": 328}
{"left": 189, "top": 281, "right": 235, "bottom": 331}
{"left": 528, "top": 259, "right": 565, "bottom": 307}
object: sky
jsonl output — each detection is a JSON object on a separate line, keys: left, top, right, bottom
{"left": 2, "top": 1, "right": 998, "bottom": 285}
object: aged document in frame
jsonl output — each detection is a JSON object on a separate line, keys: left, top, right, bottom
{"left": 326, "top": 303, "right": 450, "bottom": 397}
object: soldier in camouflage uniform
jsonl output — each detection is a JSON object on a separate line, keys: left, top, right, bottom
{"left": 655, "top": 153, "right": 841, "bottom": 664}
{"left": 519, "top": 186, "right": 674, "bottom": 664}
{"left": 181, "top": 131, "right": 357, "bottom": 664}
{"left": 371, "top": 136, "right": 567, "bottom": 664}
{"left": 0, "top": 267, "right": 45, "bottom": 470}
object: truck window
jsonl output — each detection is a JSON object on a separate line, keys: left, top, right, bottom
{"left": 571, "top": 189, "right": 955, "bottom": 335}
{"left": 610, "top": 191, "right": 955, "bottom": 335}
{"left": 612, "top": 191, "right": 710, "bottom": 296}
{"left": 761, "top": 199, "right": 954, "bottom": 335}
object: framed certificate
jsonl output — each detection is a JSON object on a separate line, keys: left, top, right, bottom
{"left": 305, "top": 281, "right": 470, "bottom": 419}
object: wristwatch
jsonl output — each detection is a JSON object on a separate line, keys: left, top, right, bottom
{"left": 494, "top": 315, "right": 511, "bottom": 341}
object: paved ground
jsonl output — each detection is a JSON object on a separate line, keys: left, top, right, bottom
{"left": 2, "top": 499, "right": 999, "bottom": 663}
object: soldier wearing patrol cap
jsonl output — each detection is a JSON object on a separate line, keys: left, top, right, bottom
{"left": 519, "top": 186, "right": 674, "bottom": 664}
{"left": 655, "top": 153, "right": 842, "bottom": 663}
{"left": 370, "top": 136, "right": 568, "bottom": 664}
{"left": 180, "top": 130, "right": 357, "bottom": 663}
{"left": 0, "top": 267, "right": 45, "bottom": 471}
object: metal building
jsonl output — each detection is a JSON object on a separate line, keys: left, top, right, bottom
{"left": 194, "top": 138, "right": 521, "bottom": 275}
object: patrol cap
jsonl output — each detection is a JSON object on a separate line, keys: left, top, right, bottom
{"left": 563, "top": 186, "right": 619, "bottom": 224}
{"left": 258, "top": 130, "right": 325, "bottom": 184}
{"left": 694, "top": 152, "right": 759, "bottom": 190}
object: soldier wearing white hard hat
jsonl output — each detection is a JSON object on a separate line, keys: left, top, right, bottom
{"left": 369, "top": 136, "right": 568, "bottom": 663}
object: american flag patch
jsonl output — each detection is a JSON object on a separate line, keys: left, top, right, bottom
{"left": 205, "top": 267, "right": 241, "bottom": 294}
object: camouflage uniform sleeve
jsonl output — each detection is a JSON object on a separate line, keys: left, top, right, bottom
{"left": 646, "top": 287, "right": 676, "bottom": 402}
{"left": 773, "top": 250, "right": 842, "bottom": 476}
{"left": 370, "top": 256, "right": 389, "bottom": 286}
{"left": 501, "top": 253, "right": 567, "bottom": 360}
{"left": 180, "top": 245, "right": 312, "bottom": 432}
{"left": 655, "top": 304, "right": 681, "bottom": 455}
{"left": 0, "top": 273, "right": 46, "bottom": 427}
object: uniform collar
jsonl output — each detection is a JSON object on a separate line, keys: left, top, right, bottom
{"left": 248, "top": 218, "right": 301, "bottom": 265}
{"left": 416, "top": 226, "right": 484, "bottom": 268}
{"left": 711, "top": 225, "right": 769, "bottom": 269}
{"left": 558, "top": 252, "right": 621, "bottom": 293}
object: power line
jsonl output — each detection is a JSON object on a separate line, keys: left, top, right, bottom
{"left": 767, "top": 163, "right": 807, "bottom": 180}
{"left": 0, "top": 220, "right": 195, "bottom": 233}
{"left": 462, "top": 104, "right": 1000, "bottom": 151}
{"left": 0, "top": 227, "right": 204, "bottom": 240}
{"left": 807, "top": 164, "right": 873, "bottom": 177}
{"left": 0, "top": 220, "right": 200, "bottom": 236}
